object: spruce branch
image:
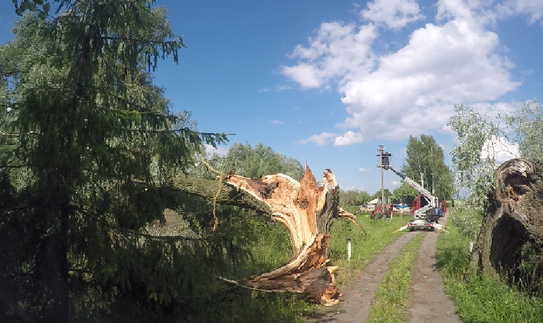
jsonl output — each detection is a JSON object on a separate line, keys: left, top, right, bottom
{"left": 73, "top": 205, "right": 218, "bottom": 242}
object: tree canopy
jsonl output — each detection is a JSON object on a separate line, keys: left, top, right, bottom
{"left": 208, "top": 142, "right": 304, "bottom": 181}
{"left": 402, "top": 134, "right": 453, "bottom": 201}
{"left": 339, "top": 189, "right": 372, "bottom": 208}
{"left": 505, "top": 100, "right": 543, "bottom": 163}
{"left": 448, "top": 101, "right": 543, "bottom": 206}
{"left": 0, "top": 2, "right": 236, "bottom": 321}
{"left": 392, "top": 182, "right": 418, "bottom": 204}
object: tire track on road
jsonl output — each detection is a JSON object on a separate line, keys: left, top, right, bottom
{"left": 406, "top": 217, "right": 461, "bottom": 323}
{"left": 306, "top": 231, "right": 421, "bottom": 323}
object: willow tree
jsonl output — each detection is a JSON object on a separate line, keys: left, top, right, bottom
{"left": 506, "top": 100, "right": 543, "bottom": 163}
{"left": 0, "top": 2, "right": 229, "bottom": 322}
{"left": 449, "top": 104, "right": 543, "bottom": 291}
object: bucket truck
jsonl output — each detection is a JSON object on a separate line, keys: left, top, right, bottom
{"left": 377, "top": 145, "right": 448, "bottom": 233}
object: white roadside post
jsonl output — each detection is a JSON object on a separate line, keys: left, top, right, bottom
{"left": 347, "top": 238, "right": 352, "bottom": 261}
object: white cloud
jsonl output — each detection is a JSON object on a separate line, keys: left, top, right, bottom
{"left": 282, "top": 0, "right": 522, "bottom": 145}
{"left": 258, "top": 84, "right": 293, "bottom": 93}
{"left": 281, "top": 22, "right": 377, "bottom": 89}
{"left": 271, "top": 119, "right": 285, "bottom": 125}
{"left": 281, "top": 64, "right": 321, "bottom": 88}
{"left": 359, "top": 167, "right": 369, "bottom": 172}
{"left": 298, "top": 132, "right": 337, "bottom": 146}
{"left": 495, "top": 0, "right": 543, "bottom": 25}
{"left": 335, "top": 131, "right": 364, "bottom": 146}
{"left": 361, "top": 0, "right": 424, "bottom": 29}
{"left": 480, "top": 135, "right": 520, "bottom": 164}
{"left": 392, "top": 181, "right": 401, "bottom": 186}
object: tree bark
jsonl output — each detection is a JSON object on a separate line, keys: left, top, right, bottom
{"left": 170, "top": 166, "right": 357, "bottom": 306}
{"left": 470, "top": 158, "right": 543, "bottom": 288}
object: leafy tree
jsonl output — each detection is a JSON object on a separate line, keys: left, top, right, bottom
{"left": 339, "top": 189, "right": 371, "bottom": 208}
{"left": 357, "top": 190, "right": 372, "bottom": 206}
{"left": 505, "top": 100, "right": 543, "bottom": 163}
{"left": 210, "top": 142, "right": 304, "bottom": 181}
{"left": 372, "top": 189, "right": 392, "bottom": 201}
{"left": 0, "top": 3, "right": 239, "bottom": 322}
{"left": 402, "top": 134, "right": 453, "bottom": 201}
{"left": 448, "top": 104, "right": 500, "bottom": 206}
{"left": 392, "top": 182, "right": 418, "bottom": 204}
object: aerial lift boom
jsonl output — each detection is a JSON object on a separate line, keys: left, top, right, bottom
{"left": 377, "top": 145, "right": 448, "bottom": 233}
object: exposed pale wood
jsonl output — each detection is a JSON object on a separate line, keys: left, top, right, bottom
{"left": 169, "top": 166, "right": 357, "bottom": 305}
{"left": 224, "top": 166, "right": 345, "bottom": 305}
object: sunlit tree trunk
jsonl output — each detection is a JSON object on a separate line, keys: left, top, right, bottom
{"left": 172, "top": 166, "right": 358, "bottom": 306}
{"left": 470, "top": 158, "right": 543, "bottom": 289}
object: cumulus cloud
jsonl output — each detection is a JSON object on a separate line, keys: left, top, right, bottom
{"left": 361, "top": 0, "right": 424, "bottom": 29}
{"left": 335, "top": 131, "right": 364, "bottom": 145}
{"left": 480, "top": 135, "right": 520, "bottom": 164}
{"left": 297, "top": 132, "right": 337, "bottom": 146}
{"left": 282, "top": 0, "right": 525, "bottom": 146}
{"left": 281, "top": 22, "right": 377, "bottom": 89}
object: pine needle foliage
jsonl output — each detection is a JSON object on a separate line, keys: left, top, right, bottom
{"left": 0, "top": 2, "right": 236, "bottom": 322}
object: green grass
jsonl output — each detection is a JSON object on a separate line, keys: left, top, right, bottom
{"left": 193, "top": 213, "right": 417, "bottom": 322}
{"left": 189, "top": 290, "right": 313, "bottom": 323}
{"left": 436, "top": 210, "right": 543, "bottom": 323}
{"left": 367, "top": 233, "right": 425, "bottom": 323}
{"left": 328, "top": 214, "right": 415, "bottom": 287}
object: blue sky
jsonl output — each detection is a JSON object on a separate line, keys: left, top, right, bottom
{"left": 1, "top": 0, "right": 542, "bottom": 195}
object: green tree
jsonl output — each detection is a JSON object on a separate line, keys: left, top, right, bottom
{"left": 210, "top": 142, "right": 304, "bottom": 181}
{"left": 402, "top": 134, "right": 453, "bottom": 201}
{"left": 357, "top": 190, "right": 372, "bottom": 206}
{"left": 392, "top": 182, "right": 418, "bottom": 204}
{"left": 448, "top": 104, "right": 500, "bottom": 206}
{"left": 506, "top": 100, "right": 543, "bottom": 163}
{"left": 339, "top": 189, "right": 371, "bottom": 208}
{"left": 0, "top": 3, "right": 235, "bottom": 321}
{"left": 373, "top": 189, "right": 392, "bottom": 201}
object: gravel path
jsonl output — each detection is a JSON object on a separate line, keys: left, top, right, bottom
{"left": 305, "top": 216, "right": 461, "bottom": 323}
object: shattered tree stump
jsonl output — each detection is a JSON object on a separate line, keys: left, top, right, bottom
{"left": 224, "top": 166, "right": 357, "bottom": 306}
{"left": 471, "top": 158, "right": 543, "bottom": 288}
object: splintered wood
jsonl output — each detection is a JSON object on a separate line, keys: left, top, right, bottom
{"left": 225, "top": 166, "right": 349, "bottom": 306}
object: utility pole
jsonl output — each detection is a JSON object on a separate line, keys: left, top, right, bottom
{"left": 379, "top": 145, "right": 385, "bottom": 219}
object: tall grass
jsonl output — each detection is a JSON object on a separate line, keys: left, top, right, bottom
{"left": 190, "top": 212, "right": 414, "bottom": 322}
{"left": 436, "top": 210, "right": 543, "bottom": 323}
{"left": 186, "top": 215, "right": 311, "bottom": 323}
{"left": 367, "top": 233, "right": 425, "bottom": 323}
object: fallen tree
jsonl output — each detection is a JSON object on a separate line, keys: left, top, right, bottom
{"left": 171, "top": 165, "right": 357, "bottom": 306}
{"left": 470, "top": 158, "right": 543, "bottom": 291}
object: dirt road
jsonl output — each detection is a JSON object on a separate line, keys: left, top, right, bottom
{"left": 306, "top": 217, "right": 461, "bottom": 323}
{"left": 406, "top": 226, "right": 461, "bottom": 323}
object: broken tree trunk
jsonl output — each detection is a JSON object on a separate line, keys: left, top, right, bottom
{"left": 169, "top": 165, "right": 357, "bottom": 305}
{"left": 224, "top": 166, "right": 352, "bottom": 306}
{"left": 470, "top": 158, "right": 543, "bottom": 289}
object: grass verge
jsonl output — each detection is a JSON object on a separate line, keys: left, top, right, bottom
{"left": 201, "top": 213, "right": 414, "bottom": 322}
{"left": 366, "top": 233, "right": 425, "bottom": 323}
{"left": 436, "top": 210, "right": 543, "bottom": 323}
{"left": 328, "top": 214, "right": 414, "bottom": 287}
